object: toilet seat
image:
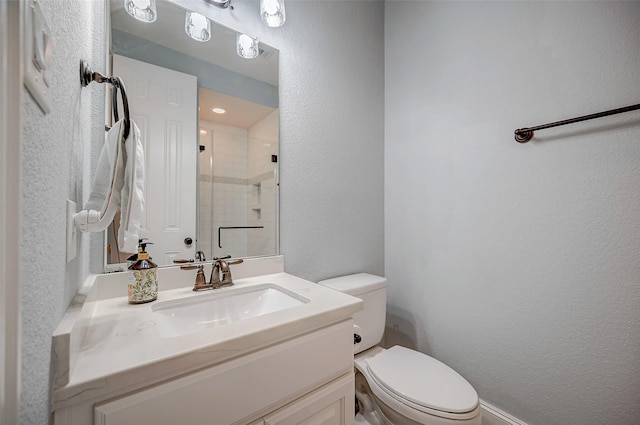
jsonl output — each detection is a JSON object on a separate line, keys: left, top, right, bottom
{"left": 364, "top": 346, "right": 479, "bottom": 421}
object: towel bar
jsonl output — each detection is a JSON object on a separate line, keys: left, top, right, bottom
{"left": 80, "top": 60, "right": 131, "bottom": 140}
{"left": 514, "top": 102, "right": 640, "bottom": 143}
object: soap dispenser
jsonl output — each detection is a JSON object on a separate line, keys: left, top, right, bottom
{"left": 127, "top": 240, "right": 158, "bottom": 304}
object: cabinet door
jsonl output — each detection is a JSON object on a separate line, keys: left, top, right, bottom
{"left": 264, "top": 374, "right": 354, "bottom": 425}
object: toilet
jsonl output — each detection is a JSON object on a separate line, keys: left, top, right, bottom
{"left": 318, "top": 273, "right": 482, "bottom": 425}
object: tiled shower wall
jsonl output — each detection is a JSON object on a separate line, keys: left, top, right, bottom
{"left": 199, "top": 110, "right": 278, "bottom": 259}
{"left": 199, "top": 122, "right": 249, "bottom": 259}
{"left": 247, "top": 110, "right": 279, "bottom": 257}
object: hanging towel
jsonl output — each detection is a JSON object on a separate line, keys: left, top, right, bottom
{"left": 85, "top": 119, "right": 126, "bottom": 228}
{"left": 83, "top": 119, "right": 145, "bottom": 253}
{"left": 118, "top": 120, "right": 145, "bottom": 253}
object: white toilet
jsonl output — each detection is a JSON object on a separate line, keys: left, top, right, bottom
{"left": 318, "top": 273, "right": 482, "bottom": 425}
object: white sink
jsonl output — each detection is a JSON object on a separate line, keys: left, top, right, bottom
{"left": 152, "top": 284, "right": 309, "bottom": 338}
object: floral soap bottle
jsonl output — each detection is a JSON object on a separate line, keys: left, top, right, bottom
{"left": 128, "top": 241, "right": 158, "bottom": 304}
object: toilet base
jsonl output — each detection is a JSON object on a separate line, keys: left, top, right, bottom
{"left": 355, "top": 412, "right": 374, "bottom": 425}
{"left": 355, "top": 368, "right": 390, "bottom": 425}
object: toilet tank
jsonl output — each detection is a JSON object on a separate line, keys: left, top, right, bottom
{"left": 318, "top": 273, "right": 387, "bottom": 354}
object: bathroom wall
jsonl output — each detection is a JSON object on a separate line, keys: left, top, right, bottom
{"left": 21, "top": 0, "right": 106, "bottom": 423}
{"left": 385, "top": 2, "right": 640, "bottom": 425}
{"left": 276, "top": 0, "right": 385, "bottom": 280}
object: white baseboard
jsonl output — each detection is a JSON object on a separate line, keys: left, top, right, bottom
{"left": 480, "top": 400, "right": 529, "bottom": 425}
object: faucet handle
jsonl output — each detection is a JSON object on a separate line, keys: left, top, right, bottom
{"left": 179, "top": 264, "right": 210, "bottom": 291}
{"left": 217, "top": 258, "right": 243, "bottom": 287}
{"left": 193, "top": 266, "right": 208, "bottom": 291}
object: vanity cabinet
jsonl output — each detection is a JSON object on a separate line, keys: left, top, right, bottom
{"left": 261, "top": 373, "right": 354, "bottom": 425}
{"left": 58, "top": 320, "right": 355, "bottom": 425}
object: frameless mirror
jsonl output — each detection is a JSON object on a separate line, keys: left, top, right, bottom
{"left": 107, "top": 0, "right": 279, "bottom": 269}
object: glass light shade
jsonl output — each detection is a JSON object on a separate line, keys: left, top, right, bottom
{"left": 237, "top": 34, "right": 259, "bottom": 59}
{"left": 185, "top": 11, "right": 211, "bottom": 42}
{"left": 260, "top": 0, "right": 286, "bottom": 27}
{"left": 204, "top": 0, "right": 231, "bottom": 8}
{"left": 124, "top": 0, "right": 157, "bottom": 23}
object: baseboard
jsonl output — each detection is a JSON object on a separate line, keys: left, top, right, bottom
{"left": 480, "top": 400, "right": 529, "bottom": 425}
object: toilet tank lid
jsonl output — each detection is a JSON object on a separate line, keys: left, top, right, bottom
{"left": 318, "top": 273, "right": 387, "bottom": 295}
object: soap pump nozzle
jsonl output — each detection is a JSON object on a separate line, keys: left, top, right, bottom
{"left": 139, "top": 240, "right": 153, "bottom": 253}
{"left": 127, "top": 238, "right": 149, "bottom": 265}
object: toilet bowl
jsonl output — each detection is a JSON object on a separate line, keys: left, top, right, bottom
{"left": 318, "top": 274, "right": 481, "bottom": 425}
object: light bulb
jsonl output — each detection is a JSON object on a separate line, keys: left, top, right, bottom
{"left": 124, "top": 0, "right": 157, "bottom": 22}
{"left": 185, "top": 11, "right": 211, "bottom": 42}
{"left": 237, "top": 34, "right": 259, "bottom": 59}
{"left": 260, "top": 0, "right": 286, "bottom": 27}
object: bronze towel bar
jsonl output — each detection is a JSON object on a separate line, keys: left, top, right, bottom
{"left": 514, "top": 103, "right": 640, "bottom": 143}
{"left": 79, "top": 60, "right": 131, "bottom": 140}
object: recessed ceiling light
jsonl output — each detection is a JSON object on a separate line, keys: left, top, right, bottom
{"left": 212, "top": 108, "right": 226, "bottom": 114}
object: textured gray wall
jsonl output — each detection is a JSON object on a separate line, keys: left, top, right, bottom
{"left": 385, "top": 2, "right": 640, "bottom": 425}
{"left": 21, "top": 1, "right": 105, "bottom": 423}
{"left": 276, "top": 1, "right": 385, "bottom": 281}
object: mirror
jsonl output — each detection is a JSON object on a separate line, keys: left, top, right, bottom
{"left": 107, "top": 0, "right": 279, "bottom": 269}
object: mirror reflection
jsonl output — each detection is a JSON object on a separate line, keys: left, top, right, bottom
{"left": 107, "top": 0, "right": 279, "bottom": 269}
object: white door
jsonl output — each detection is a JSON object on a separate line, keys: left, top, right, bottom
{"left": 113, "top": 55, "right": 198, "bottom": 264}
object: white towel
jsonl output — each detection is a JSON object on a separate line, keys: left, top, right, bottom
{"left": 85, "top": 120, "right": 125, "bottom": 227}
{"left": 84, "top": 119, "right": 144, "bottom": 253}
{"left": 118, "top": 121, "right": 145, "bottom": 253}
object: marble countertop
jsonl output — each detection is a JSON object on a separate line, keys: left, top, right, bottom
{"left": 52, "top": 258, "right": 362, "bottom": 410}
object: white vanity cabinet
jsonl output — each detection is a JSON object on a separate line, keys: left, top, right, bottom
{"left": 58, "top": 320, "right": 355, "bottom": 425}
{"left": 261, "top": 373, "right": 354, "bottom": 425}
{"left": 53, "top": 270, "right": 363, "bottom": 425}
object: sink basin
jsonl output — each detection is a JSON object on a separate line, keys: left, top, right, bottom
{"left": 152, "top": 284, "right": 309, "bottom": 337}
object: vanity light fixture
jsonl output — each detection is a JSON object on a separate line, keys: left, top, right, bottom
{"left": 260, "top": 0, "right": 286, "bottom": 27}
{"left": 185, "top": 11, "right": 212, "bottom": 42}
{"left": 204, "top": 0, "right": 232, "bottom": 9}
{"left": 197, "top": 0, "right": 287, "bottom": 28}
{"left": 124, "top": 0, "right": 157, "bottom": 22}
{"left": 237, "top": 34, "right": 259, "bottom": 59}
